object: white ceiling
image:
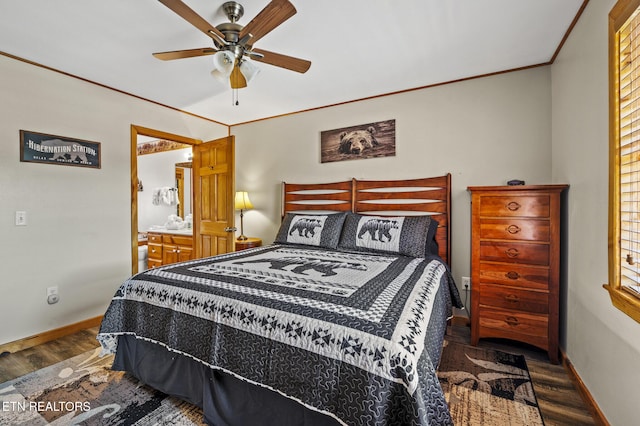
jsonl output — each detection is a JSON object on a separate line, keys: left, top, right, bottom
{"left": 0, "top": 0, "right": 585, "bottom": 125}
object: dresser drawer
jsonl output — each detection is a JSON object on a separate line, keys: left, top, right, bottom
{"left": 147, "top": 258, "right": 162, "bottom": 269}
{"left": 148, "top": 243, "right": 162, "bottom": 260}
{"left": 478, "top": 307, "right": 549, "bottom": 339}
{"left": 162, "top": 234, "right": 193, "bottom": 247}
{"left": 479, "top": 195, "right": 550, "bottom": 218}
{"left": 479, "top": 284, "right": 548, "bottom": 314}
{"left": 147, "top": 233, "right": 163, "bottom": 244}
{"left": 478, "top": 263, "right": 549, "bottom": 291}
{"left": 479, "top": 218, "right": 550, "bottom": 241}
{"left": 479, "top": 241, "right": 549, "bottom": 265}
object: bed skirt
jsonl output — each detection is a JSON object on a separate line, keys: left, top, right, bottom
{"left": 112, "top": 334, "right": 341, "bottom": 426}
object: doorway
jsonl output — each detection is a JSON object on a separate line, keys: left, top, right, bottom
{"left": 130, "top": 126, "right": 236, "bottom": 274}
{"left": 130, "top": 125, "right": 201, "bottom": 274}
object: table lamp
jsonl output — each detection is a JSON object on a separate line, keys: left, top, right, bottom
{"left": 234, "top": 191, "right": 253, "bottom": 240}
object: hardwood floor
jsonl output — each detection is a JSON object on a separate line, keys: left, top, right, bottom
{"left": 0, "top": 326, "right": 100, "bottom": 383}
{"left": 0, "top": 324, "right": 600, "bottom": 425}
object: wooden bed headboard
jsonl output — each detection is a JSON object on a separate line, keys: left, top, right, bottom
{"left": 282, "top": 174, "right": 452, "bottom": 265}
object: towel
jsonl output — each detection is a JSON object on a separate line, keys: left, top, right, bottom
{"left": 162, "top": 187, "right": 178, "bottom": 206}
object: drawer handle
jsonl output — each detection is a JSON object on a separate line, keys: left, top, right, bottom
{"left": 506, "top": 201, "right": 521, "bottom": 211}
{"left": 151, "top": 248, "right": 156, "bottom": 253}
{"left": 505, "top": 248, "right": 519, "bottom": 258}
{"left": 506, "top": 225, "right": 521, "bottom": 234}
{"left": 505, "top": 316, "right": 520, "bottom": 326}
{"left": 505, "top": 294, "right": 519, "bottom": 303}
{"left": 505, "top": 271, "right": 520, "bottom": 280}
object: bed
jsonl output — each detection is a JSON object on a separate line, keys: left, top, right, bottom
{"left": 98, "top": 174, "right": 462, "bottom": 426}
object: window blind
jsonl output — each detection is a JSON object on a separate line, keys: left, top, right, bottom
{"left": 619, "top": 8, "right": 640, "bottom": 296}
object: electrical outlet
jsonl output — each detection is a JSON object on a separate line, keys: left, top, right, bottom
{"left": 461, "top": 276, "right": 471, "bottom": 290}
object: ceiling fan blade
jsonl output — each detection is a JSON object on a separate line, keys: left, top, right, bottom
{"left": 251, "top": 48, "right": 311, "bottom": 73}
{"left": 239, "top": 0, "right": 296, "bottom": 45}
{"left": 158, "top": 0, "right": 226, "bottom": 45}
{"left": 153, "top": 47, "right": 217, "bottom": 61}
{"left": 230, "top": 65, "right": 247, "bottom": 89}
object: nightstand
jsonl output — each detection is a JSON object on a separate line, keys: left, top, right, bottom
{"left": 235, "top": 237, "right": 262, "bottom": 251}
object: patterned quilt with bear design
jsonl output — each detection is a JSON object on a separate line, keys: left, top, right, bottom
{"left": 98, "top": 244, "right": 460, "bottom": 426}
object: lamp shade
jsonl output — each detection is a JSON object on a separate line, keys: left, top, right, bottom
{"left": 239, "top": 60, "right": 260, "bottom": 83}
{"left": 234, "top": 191, "right": 253, "bottom": 210}
{"left": 211, "top": 51, "right": 235, "bottom": 83}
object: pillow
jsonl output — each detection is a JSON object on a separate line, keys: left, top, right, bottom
{"left": 338, "top": 213, "right": 437, "bottom": 258}
{"left": 275, "top": 212, "right": 347, "bottom": 249}
{"left": 425, "top": 217, "right": 440, "bottom": 256}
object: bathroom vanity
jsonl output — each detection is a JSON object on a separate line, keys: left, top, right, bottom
{"left": 147, "top": 229, "right": 193, "bottom": 269}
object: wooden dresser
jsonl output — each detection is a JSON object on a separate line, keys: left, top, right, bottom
{"left": 468, "top": 184, "right": 567, "bottom": 363}
{"left": 147, "top": 231, "right": 194, "bottom": 269}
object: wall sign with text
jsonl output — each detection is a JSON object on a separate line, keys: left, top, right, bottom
{"left": 20, "top": 130, "right": 101, "bottom": 169}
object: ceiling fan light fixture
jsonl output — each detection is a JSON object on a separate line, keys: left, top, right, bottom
{"left": 211, "top": 50, "right": 235, "bottom": 82}
{"left": 155, "top": 0, "right": 311, "bottom": 99}
{"left": 239, "top": 60, "right": 260, "bottom": 83}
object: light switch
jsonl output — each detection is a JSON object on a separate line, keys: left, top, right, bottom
{"left": 15, "top": 211, "right": 27, "bottom": 226}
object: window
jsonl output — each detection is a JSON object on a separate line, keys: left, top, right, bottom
{"left": 607, "top": 0, "right": 640, "bottom": 323}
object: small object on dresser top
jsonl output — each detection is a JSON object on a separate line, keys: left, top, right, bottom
{"left": 507, "top": 179, "right": 525, "bottom": 186}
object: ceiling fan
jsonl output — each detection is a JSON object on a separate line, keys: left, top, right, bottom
{"left": 153, "top": 0, "right": 311, "bottom": 90}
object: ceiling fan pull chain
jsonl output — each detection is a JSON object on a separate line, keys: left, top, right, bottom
{"left": 232, "top": 88, "right": 239, "bottom": 106}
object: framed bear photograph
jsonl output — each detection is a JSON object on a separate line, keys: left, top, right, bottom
{"left": 320, "top": 119, "right": 396, "bottom": 163}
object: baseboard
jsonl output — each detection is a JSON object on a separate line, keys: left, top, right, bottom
{"left": 561, "top": 349, "right": 610, "bottom": 426}
{"left": 0, "top": 315, "right": 103, "bottom": 355}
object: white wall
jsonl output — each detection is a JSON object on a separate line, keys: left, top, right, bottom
{"left": 551, "top": 0, "right": 639, "bottom": 423}
{"left": 231, "top": 66, "right": 553, "bottom": 298}
{"left": 0, "top": 54, "right": 227, "bottom": 345}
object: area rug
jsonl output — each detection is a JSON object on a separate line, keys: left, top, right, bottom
{"left": 0, "top": 347, "right": 206, "bottom": 425}
{"left": 437, "top": 340, "right": 545, "bottom": 426}
{"left": 0, "top": 342, "right": 544, "bottom": 425}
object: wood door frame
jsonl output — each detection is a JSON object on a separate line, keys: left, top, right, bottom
{"left": 130, "top": 125, "right": 202, "bottom": 274}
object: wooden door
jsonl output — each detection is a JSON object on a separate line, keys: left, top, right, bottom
{"left": 193, "top": 136, "right": 235, "bottom": 258}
